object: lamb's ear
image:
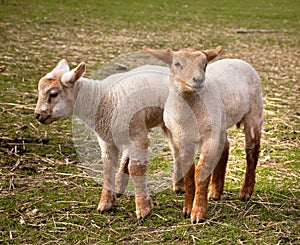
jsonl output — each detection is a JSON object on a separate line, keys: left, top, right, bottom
{"left": 142, "top": 46, "right": 173, "bottom": 65}
{"left": 46, "top": 59, "right": 70, "bottom": 78}
{"left": 61, "top": 62, "right": 86, "bottom": 87}
{"left": 201, "top": 46, "right": 222, "bottom": 62}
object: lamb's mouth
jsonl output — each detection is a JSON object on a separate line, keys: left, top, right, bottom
{"left": 187, "top": 83, "right": 204, "bottom": 90}
{"left": 39, "top": 115, "right": 53, "bottom": 125}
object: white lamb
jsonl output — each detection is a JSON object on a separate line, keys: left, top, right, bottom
{"left": 34, "top": 60, "right": 185, "bottom": 220}
{"left": 143, "top": 46, "right": 263, "bottom": 223}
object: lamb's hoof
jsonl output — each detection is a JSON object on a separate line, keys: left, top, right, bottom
{"left": 240, "top": 186, "right": 253, "bottom": 201}
{"left": 183, "top": 211, "right": 190, "bottom": 219}
{"left": 173, "top": 184, "right": 185, "bottom": 194}
{"left": 183, "top": 206, "right": 192, "bottom": 219}
{"left": 191, "top": 216, "right": 205, "bottom": 224}
{"left": 115, "top": 184, "right": 126, "bottom": 198}
{"left": 190, "top": 206, "right": 207, "bottom": 224}
{"left": 173, "top": 179, "right": 185, "bottom": 193}
{"left": 115, "top": 173, "right": 129, "bottom": 198}
{"left": 97, "top": 201, "right": 113, "bottom": 213}
{"left": 97, "top": 189, "right": 116, "bottom": 212}
{"left": 135, "top": 196, "right": 153, "bottom": 220}
{"left": 209, "top": 192, "right": 221, "bottom": 201}
{"left": 239, "top": 193, "right": 252, "bottom": 201}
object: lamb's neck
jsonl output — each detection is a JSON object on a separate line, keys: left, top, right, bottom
{"left": 72, "top": 77, "right": 108, "bottom": 129}
{"left": 74, "top": 77, "right": 99, "bottom": 98}
{"left": 169, "top": 85, "right": 199, "bottom": 107}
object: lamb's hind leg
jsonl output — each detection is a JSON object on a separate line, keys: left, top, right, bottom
{"left": 128, "top": 131, "right": 152, "bottom": 220}
{"left": 115, "top": 155, "right": 130, "bottom": 197}
{"left": 240, "top": 121, "right": 262, "bottom": 201}
{"left": 173, "top": 159, "right": 185, "bottom": 193}
{"left": 162, "top": 125, "right": 184, "bottom": 193}
{"left": 129, "top": 157, "right": 152, "bottom": 220}
{"left": 171, "top": 141, "right": 185, "bottom": 194}
{"left": 209, "top": 136, "right": 230, "bottom": 200}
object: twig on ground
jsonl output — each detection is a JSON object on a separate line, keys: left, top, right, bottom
{"left": 236, "top": 29, "right": 280, "bottom": 34}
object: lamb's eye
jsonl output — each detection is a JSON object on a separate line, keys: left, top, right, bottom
{"left": 50, "top": 92, "right": 58, "bottom": 98}
{"left": 48, "top": 92, "right": 58, "bottom": 103}
{"left": 174, "top": 62, "right": 181, "bottom": 67}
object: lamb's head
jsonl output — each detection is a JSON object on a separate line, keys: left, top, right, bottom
{"left": 143, "top": 46, "right": 222, "bottom": 93}
{"left": 34, "top": 59, "right": 85, "bottom": 125}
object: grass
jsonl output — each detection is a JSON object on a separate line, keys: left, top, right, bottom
{"left": 0, "top": 0, "right": 299, "bottom": 244}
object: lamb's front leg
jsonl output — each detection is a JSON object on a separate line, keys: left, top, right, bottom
{"left": 182, "top": 163, "right": 195, "bottom": 217}
{"left": 191, "top": 133, "right": 227, "bottom": 223}
{"left": 178, "top": 145, "right": 197, "bottom": 217}
{"left": 161, "top": 125, "right": 185, "bottom": 193}
{"left": 191, "top": 143, "right": 212, "bottom": 223}
{"left": 97, "top": 143, "right": 119, "bottom": 213}
{"left": 191, "top": 162, "right": 210, "bottom": 223}
{"left": 129, "top": 158, "right": 152, "bottom": 220}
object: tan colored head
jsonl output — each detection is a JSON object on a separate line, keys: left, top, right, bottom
{"left": 142, "top": 46, "right": 222, "bottom": 92}
{"left": 34, "top": 59, "right": 86, "bottom": 125}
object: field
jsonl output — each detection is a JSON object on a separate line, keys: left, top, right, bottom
{"left": 0, "top": 0, "right": 299, "bottom": 244}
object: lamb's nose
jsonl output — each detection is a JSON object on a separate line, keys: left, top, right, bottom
{"left": 35, "top": 113, "right": 41, "bottom": 120}
{"left": 193, "top": 76, "right": 203, "bottom": 84}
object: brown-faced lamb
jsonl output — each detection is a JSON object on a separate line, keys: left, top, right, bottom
{"left": 143, "top": 46, "right": 263, "bottom": 223}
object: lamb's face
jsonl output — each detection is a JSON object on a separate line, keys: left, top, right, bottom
{"left": 35, "top": 74, "right": 74, "bottom": 125}
{"left": 142, "top": 45, "right": 222, "bottom": 93}
{"left": 34, "top": 59, "right": 85, "bottom": 125}
{"left": 170, "top": 50, "right": 208, "bottom": 93}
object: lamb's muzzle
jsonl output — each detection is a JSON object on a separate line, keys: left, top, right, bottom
{"left": 190, "top": 76, "right": 204, "bottom": 89}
